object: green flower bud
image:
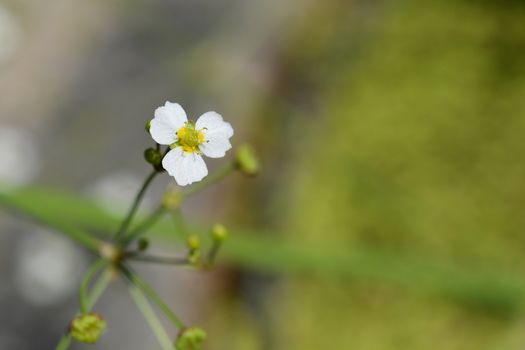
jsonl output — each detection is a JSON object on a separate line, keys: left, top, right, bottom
{"left": 175, "top": 327, "right": 207, "bottom": 350}
{"left": 235, "top": 144, "right": 259, "bottom": 176}
{"left": 145, "top": 120, "right": 151, "bottom": 132}
{"left": 211, "top": 224, "right": 228, "bottom": 242}
{"left": 186, "top": 235, "right": 201, "bottom": 266}
{"left": 186, "top": 235, "right": 200, "bottom": 251}
{"left": 188, "top": 249, "right": 201, "bottom": 266}
{"left": 162, "top": 187, "right": 183, "bottom": 210}
{"left": 69, "top": 313, "right": 107, "bottom": 344}
{"left": 144, "top": 147, "right": 162, "bottom": 166}
{"left": 137, "top": 238, "right": 149, "bottom": 251}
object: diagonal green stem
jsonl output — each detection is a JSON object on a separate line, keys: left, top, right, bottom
{"left": 127, "top": 253, "right": 189, "bottom": 265}
{"left": 129, "top": 284, "right": 174, "bottom": 350}
{"left": 182, "top": 162, "right": 235, "bottom": 198}
{"left": 55, "top": 335, "right": 71, "bottom": 350}
{"left": 122, "top": 206, "right": 166, "bottom": 245}
{"left": 119, "top": 162, "right": 235, "bottom": 246}
{"left": 121, "top": 264, "right": 185, "bottom": 329}
{"left": 54, "top": 268, "right": 114, "bottom": 350}
{"left": 114, "top": 169, "right": 158, "bottom": 242}
{"left": 79, "top": 259, "right": 107, "bottom": 313}
{"left": 206, "top": 240, "right": 223, "bottom": 267}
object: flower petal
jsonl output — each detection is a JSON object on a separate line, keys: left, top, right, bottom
{"left": 150, "top": 102, "right": 188, "bottom": 145}
{"left": 162, "top": 147, "right": 208, "bottom": 186}
{"left": 195, "top": 112, "right": 234, "bottom": 138}
{"left": 196, "top": 112, "right": 234, "bottom": 158}
{"left": 199, "top": 135, "right": 232, "bottom": 158}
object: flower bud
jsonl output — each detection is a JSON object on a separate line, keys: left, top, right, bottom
{"left": 137, "top": 238, "right": 149, "bottom": 251}
{"left": 186, "top": 235, "right": 200, "bottom": 251}
{"left": 235, "top": 144, "right": 259, "bottom": 176}
{"left": 211, "top": 224, "right": 228, "bottom": 242}
{"left": 188, "top": 249, "right": 201, "bottom": 266}
{"left": 175, "top": 327, "right": 207, "bottom": 350}
{"left": 162, "top": 187, "right": 183, "bottom": 210}
{"left": 144, "top": 147, "right": 162, "bottom": 166}
{"left": 145, "top": 120, "right": 151, "bottom": 132}
{"left": 186, "top": 235, "right": 201, "bottom": 266}
{"left": 69, "top": 313, "right": 107, "bottom": 344}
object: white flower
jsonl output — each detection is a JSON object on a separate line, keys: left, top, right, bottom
{"left": 149, "top": 101, "right": 234, "bottom": 186}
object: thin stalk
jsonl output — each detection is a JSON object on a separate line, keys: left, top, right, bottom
{"left": 123, "top": 205, "right": 166, "bottom": 245}
{"left": 122, "top": 162, "right": 234, "bottom": 245}
{"left": 54, "top": 268, "right": 113, "bottom": 350}
{"left": 129, "top": 284, "right": 174, "bottom": 350}
{"left": 127, "top": 253, "right": 188, "bottom": 266}
{"left": 79, "top": 259, "right": 107, "bottom": 313}
{"left": 206, "top": 241, "right": 222, "bottom": 267}
{"left": 114, "top": 169, "right": 158, "bottom": 242}
{"left": 55, "top": 335, "right": 71, "bottom": 350}
{"left": 86, "top": 268, "right": 114, "bottom": 309}
{"left": 182, "top": 162, "right": 234, "bottom": 197}
{"left": 121, "top": 264, "right": 185, "bottom": 329}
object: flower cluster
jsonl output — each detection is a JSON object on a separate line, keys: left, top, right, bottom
{"left": 51, "top": 100, "right": 258, "bottom": 350}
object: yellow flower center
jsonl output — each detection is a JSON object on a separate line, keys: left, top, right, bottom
{"left": 173, "top": 123, "right": 205, "bottom": 153}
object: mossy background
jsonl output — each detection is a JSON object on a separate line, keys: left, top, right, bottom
{"left": 208, "top": 0, "right": 525, "bottom": 349}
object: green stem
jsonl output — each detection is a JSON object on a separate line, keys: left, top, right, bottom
{"left": 87, "top": 268, "right": 114, "bottom": 309}
{"left": 54, "top": 268, "right": 113, "bottom": 350}
{"left": 79, "top": 259, "right": 107, "bottom": 313}
{"left": 129, "top": 284, "right": 174, "bottom": 350}
{"left": 206, "top": 241, "right": 222, "bottom": 267}
{"left": 121, "top": 264, "right": 185, "bottom": 329}
{"left": 114, "top": 169, "right": 158, "bottom": 242}
{"left": 127, "top": 253, "right": 188, "bottom": 265}
{"left": 123, "top": 206, "right": 166, "bottom": 245}
{"left": 52, "top": 225, "right": 100, "bottom": 253}
{"left": 55, "top": 335, "right": 71, "bottom": 350}
{"left": 121, "top": 162, "right": 234, "bottom": 245}
{"left": 182, "top": 162, "right": 234, "bottom": 197}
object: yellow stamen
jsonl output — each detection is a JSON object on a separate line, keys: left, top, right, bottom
{"left": 173, "top": 123, "right": 205, "bottom": 153}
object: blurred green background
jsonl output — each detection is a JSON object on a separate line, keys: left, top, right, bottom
{"left": 1, "top": 0, "right": 525, "bottom": 349}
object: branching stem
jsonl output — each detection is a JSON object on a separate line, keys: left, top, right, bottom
{"left": 123, "top": 206, "right": 166, "bottom": 245}
{"left": 79, "top": 259, "right": 107, "bottom": 313}
{"left": 114, "top": 169, "right": 158, "bottom": 242}
{"left": 127, "top": 253, "right": 188, "bottom": 265}
{"left": 121, "top": 264, "right": 185, "bottom": 329}
{"left": 54, "top": 268, "right": 113, "bottom": 350}
{"left": 128, "top": 284, "right": 174, "bottom": 350}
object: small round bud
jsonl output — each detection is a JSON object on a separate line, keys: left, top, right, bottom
{"left": 175, "top": 327, "right": 207, "bottom": 350}
{"left": 144, "top": 148, "right": 162, "bottom": 166}
{"left": 145, "top": 120, "right": 151, "bottom": 132}
{"left": 186, "top": 235, "right": 200, "bottom": 250}
{"left": 235, "top": 144, "right": 259, "bottom": 176}
{"left": 137, "top": 238, "right": 149, "bottom": 251}
{"left": 162, "top": 187, "right": 183, "bottom": 210}
{"left": 188, "top": 250, "right": 201, "bottom": 266}
{"left": 211, "top": 224, "right": 228, "bottom": 242}
{"left": 69, "top": 313, "right": 107, "bottom": 344}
